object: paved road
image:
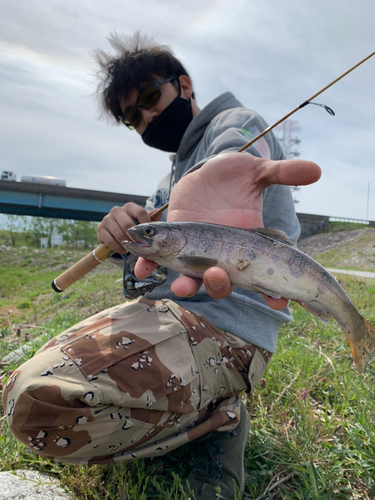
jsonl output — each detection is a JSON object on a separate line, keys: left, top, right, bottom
{"left": 327, "top": 268, "right": 375, "bottom": 279}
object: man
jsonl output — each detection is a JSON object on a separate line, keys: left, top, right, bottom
{"left": 3, "top": 32, "right": 320, "bottom": 499}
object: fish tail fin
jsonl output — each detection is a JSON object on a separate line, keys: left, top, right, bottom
{"left": 346, "top": 316, "right": 375, "bottom": 373}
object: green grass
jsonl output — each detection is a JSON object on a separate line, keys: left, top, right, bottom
{"left": 325, "top": 221, "right": 369, "bottom": 233}
{"left": 1, "top": 248, "right": 375, "bottom": 499}
{"left": 313, "top": 229, "right": 375, "bottom": 272}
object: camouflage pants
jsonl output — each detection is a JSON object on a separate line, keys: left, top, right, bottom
{"left": 3, "top": 298, "right": 271, "bottom": 465}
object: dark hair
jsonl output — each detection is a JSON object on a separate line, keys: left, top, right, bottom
{"left": 93, "top": 31, "right": 195, "bottom": 123}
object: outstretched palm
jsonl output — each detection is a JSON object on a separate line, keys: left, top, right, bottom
{"left": 136, "top": 152, "right": 321, "bottom": 304}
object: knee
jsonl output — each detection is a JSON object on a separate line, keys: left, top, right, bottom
{"left": 3, "top": 363, "right": 92, "bottom": 460}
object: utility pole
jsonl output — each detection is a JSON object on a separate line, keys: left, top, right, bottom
{"left": 366, "top": 182, "right": 370, "bottom": 221}
{"left": 275, "top": 120, "right": 301, "bottom": 204}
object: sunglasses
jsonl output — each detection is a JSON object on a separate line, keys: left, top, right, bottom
{"left": 122, "top": 77, "right": 177, "bottom": 130}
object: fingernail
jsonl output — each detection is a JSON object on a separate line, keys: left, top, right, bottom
{"left": 207, "top": 279, "right": 224, "bottom": 292}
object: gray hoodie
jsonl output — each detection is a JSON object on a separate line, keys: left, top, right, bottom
{"left": 142, "top": 92, "right": 300, "bottom": 353}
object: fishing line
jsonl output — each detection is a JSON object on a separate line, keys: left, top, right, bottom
{"left": 159, "top": 50, "right": 375, "bottom": 212}
{"left": 237, "top": 50, "right": 374, "bottom": 153}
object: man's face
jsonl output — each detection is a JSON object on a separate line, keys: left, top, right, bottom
{"left": 119, "top": 78, "right": 181, "bottom": 135}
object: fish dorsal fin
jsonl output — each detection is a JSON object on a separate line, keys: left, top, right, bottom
{"left": 247, "top": 227, "right": 295, "bottom": 247}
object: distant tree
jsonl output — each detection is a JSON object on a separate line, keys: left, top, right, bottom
{"left": 67, "top": 220, "right": 98, "bottom": 249}
{"left": 4, "top": 215, "right": 27, "bottom": 247}
{"left": 27, "top": 217, "right": 66, "bottom": 247}
{"left": 2, "top": 216, "right": 98, "bottom": 249}
{"left": 43, "top": 219, "right": 98, "bottom": 249}
{"left": 28, "top": 217, "right": 49, "bottom": 247}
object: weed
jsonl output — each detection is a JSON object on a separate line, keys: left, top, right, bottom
{"left": 16, "top": 301, "right": 32, "bottom": 310}
{"left": 1, "top": 247, "right": 375, "bottom": 498}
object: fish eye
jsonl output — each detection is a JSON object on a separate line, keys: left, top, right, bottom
{"left": 143, "top": 226, "right": 155, "bottom": 237}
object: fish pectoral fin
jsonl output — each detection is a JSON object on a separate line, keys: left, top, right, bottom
{"left": 248, "top": 283, "right": 283, "bottom": 299}
{"left": 295, "top": 299, "right": 331, "bottom": 324}
{"left": 177, "top": 256, "right": 218, "bottom": 273}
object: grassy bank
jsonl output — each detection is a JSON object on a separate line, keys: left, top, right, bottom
{"left": 314, "top": 230, "right": 375, "bottom": 272}
{"left": 0, "top": 247, "right": 375, "bottom": 499}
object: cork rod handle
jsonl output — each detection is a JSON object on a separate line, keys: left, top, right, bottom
{"left": 51, "top": 203, "right": 169, "bottom": 292}
{"left": 52, "top": 244, "right": 112, "bottom": 292}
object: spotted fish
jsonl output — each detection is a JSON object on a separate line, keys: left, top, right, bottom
{"left": 123, "top": 221, "right": 375, "bottom": 373}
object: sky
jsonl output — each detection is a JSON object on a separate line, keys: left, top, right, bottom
{"left": 0, "top": 0, "right": 374, "bottom": 222}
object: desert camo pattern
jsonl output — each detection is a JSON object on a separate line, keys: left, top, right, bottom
{"left": 3, "top": 299, "right": 271, "bottom": 465}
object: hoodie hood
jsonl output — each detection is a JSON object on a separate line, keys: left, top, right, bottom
{"left": 176, "top": 92, "right": 244, "bottom": 161}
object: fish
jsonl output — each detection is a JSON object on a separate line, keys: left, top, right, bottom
{"left": 122, "top": 221, "right": 375, "bottom": 373}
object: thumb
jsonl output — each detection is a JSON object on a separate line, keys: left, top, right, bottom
{"left": 260, "top": 158, "right": 322, "bottom": 188}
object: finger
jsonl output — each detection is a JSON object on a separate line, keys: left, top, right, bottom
{"left": 97, "top": 217, "right": 130, "bottom": 253}
{"left": 112, "top": 203, "right": 150, "bottom": 226}
{"left": 97, "top": 228, "right": 126, "bottom": 254}
{"left": 203, "top": 267, "right": 233, "bottom": 299}
{"left": 170, "top": 275, "right": 203, "bottom": 297}
{"left": 134, "top": 257, "right": 159, "bottom": 279}
{"left": 98, "top": 204, "right": 151, "bottom": 251}
{"left": 149, "top": 208, "right": 164, "bottom": 221}
{"left": 263, "top": 295, "right": 289, "bottom": 310}
{"left": 127, "top": 203, "right": 153, "bottom": 224}
{"left": 259, "top": 158, "right": 322, "bottom": 189}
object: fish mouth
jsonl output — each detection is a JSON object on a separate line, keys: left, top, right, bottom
{"left": 123, "top": 228, "right": 152, "bottom": 249}
{"left": 123, "top": 235, "right": 151, "bottom": 248}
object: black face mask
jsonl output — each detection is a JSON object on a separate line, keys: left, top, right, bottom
{"left": 142, "top": 95, "right": 193, "bottom": 152}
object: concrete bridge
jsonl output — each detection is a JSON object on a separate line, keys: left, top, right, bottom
{"left": 0, "top": 180, "right": 147, "bottom": 222}
{"left": 1, "top": 180, "right": 373, "bottom": 239}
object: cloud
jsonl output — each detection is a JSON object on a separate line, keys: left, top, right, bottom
{"left": 0, "top": 0, "right": 374, "bottom": 222}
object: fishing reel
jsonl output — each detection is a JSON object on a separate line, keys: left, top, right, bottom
{"left": 121, "top": 253, "right": 168, "bottom": 299}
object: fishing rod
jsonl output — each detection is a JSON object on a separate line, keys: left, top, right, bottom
{"left": 51, "top": 204, "right": 166, "bottom": 292}
{"left": 52, "top": 50, "right": 375, "bottom": 293}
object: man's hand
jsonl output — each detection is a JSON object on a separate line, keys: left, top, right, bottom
{"left": 97, "top": 202, "right": 161, "bottom": 254}
{"left": 135, "top": 153, "right": 321, "bottom": 307}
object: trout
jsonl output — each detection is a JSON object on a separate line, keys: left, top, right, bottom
{"left": 123, "top": 222, "right": 375, "bottom": 373}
